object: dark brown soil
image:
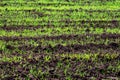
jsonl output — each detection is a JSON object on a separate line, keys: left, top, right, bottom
{"left": 0, "top": 25, "right": 42, "bottom": 31}
{"left": 37, "top": 43, "right": 119, "bottom": 53}
{"left": 0, "top": 52, "right": 119, "bottom": 79}
{"left": 10, "top": 43, "right": 118, "bottom": 54}
{"left": 0, "top": 33, "right": 120, "bottom": 41}
{"left": 1, "top": 1, "right": 120, "bottom": 79}
{"left": 0, "top": 20, "right": 119, "bottom": 31}
{"left": 6, "top": 45, "right": 15, "bottom": 50}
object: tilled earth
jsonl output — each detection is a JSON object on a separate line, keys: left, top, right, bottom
{"left": 0, "top": 0, "right": 120, "bottom": 80}
{"left": 0, "top": 52, "right": 120, "bottom": 80}
{"left": 0, "top": 33, "right": 120, "bottom": 80}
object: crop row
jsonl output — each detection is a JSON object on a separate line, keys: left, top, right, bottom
{"left": 1, "top": 1, "right": 120, "bottom": 27}
{"left": 0, "top": 33, "right": 120, "bottom": 54}
{"left": 0, "top": 27, "right": 120, "bottom": 37}
{"left": 0, "top": 51, "right": 120, "bottom": 79}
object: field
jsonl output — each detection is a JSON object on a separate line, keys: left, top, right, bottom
{"left": 0, "top": 0, "right": 120, "bottom": 79}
